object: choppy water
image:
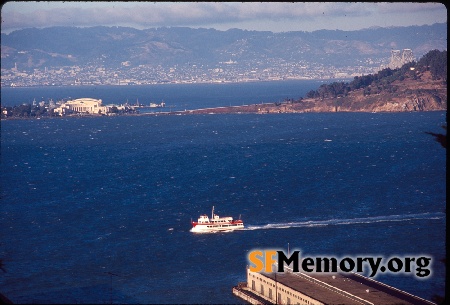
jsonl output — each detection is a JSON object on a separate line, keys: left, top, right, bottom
{"left": 0, "top": 106, "right": 446, "bottom": 303}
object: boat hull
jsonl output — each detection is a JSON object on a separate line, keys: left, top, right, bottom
{"left": 190, "top": 222, "right": 244, "bottom": 233}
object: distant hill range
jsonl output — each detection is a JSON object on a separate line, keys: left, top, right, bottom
{"left": 0, "top": 23, "right": 447, "bottom": 70}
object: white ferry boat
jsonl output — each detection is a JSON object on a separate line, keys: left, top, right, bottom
{"left": 190, "top": 206, "right": 244, "bottom": 233}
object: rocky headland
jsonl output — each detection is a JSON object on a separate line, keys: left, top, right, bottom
{"left": 176, "top": 70, "right": 446, "bottom": 115}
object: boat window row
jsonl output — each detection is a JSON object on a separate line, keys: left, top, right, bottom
{"left": 206, "top": 224, "right": 241, "bottom": 228}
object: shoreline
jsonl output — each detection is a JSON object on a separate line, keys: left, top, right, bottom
{"left": 1, "top": 78, "right": 352, "bottom": 90}
{"left": 1, "top": 105, "right": 446, "bottom": 121}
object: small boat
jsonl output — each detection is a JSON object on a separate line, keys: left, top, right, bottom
{"left": 190, "top": 206, "right": 244, "bottom": 233}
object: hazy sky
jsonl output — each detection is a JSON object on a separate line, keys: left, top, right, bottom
{"left": 1, "top": 2, "right": 447, "bottom": 34}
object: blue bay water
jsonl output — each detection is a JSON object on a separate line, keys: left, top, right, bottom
{"left": 0, "top": 83, "right": 447, "bottom": 304}
{"left": 0, "top": 80, "right": 326, "bottom": 110}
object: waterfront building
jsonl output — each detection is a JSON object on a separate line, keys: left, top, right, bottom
{"left": 54, "top": 98, "right": 108, "bottom": 115}
{"left": 65, "top": 98, "right": 105, "bottom": 113}
{"left": 233, "top": 266, "right": 435, "bottom": 305}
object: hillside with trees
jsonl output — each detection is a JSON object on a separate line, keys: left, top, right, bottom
{"left": 194, "top": 49, "right": 446, "bottom": 114}
{"left": 296, "top": 49, "right": 447, "bottom": 112}
{"left": 305, "top": 49, "right": 446, "bottom": 99}
{"left": 186, "top": 49, "right": 446, "bottom": 114}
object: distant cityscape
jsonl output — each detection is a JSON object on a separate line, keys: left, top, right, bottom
{"left": 1, "top": 48, "right": 415, "bottom": 88}
{"left": 2, "top": 58, "right": 386, "bottom": 88}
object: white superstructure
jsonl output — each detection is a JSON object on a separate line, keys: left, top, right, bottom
{"left": 190, "top": 206, "right": 244, "bottom": 233}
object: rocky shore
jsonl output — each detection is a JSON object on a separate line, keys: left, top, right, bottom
{"left": 166, "top": 70, "right": 447, "bottom": 115}
{"left": 171, "top": 94, "right": 445, "bottom": 115}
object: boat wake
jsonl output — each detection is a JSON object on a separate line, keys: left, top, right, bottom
{"left": 245, "top": 212, "right": 445, "bottom": 231}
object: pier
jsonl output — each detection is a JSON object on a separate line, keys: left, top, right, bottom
{"left": 233, "top": 267, "right": 436, "bottom": 305}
